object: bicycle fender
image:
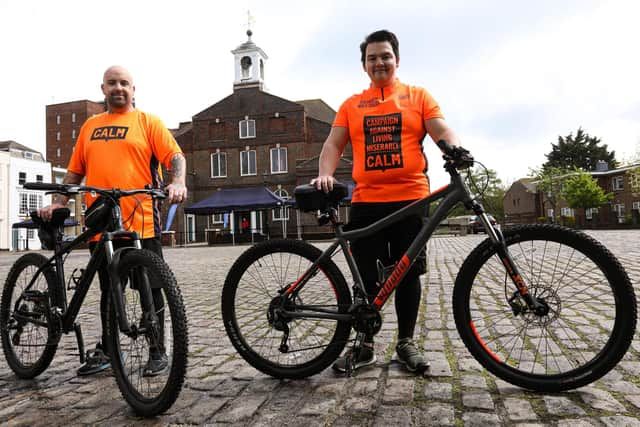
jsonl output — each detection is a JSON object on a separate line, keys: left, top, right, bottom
{"left": 107, "top": 246, "right": 139, "bottom": 286}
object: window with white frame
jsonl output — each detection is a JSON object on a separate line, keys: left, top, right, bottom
{"left": 240, "top": 149, "right": 257, "bottom": 176}
{"left": 210, "top": 213, "right": 224, "bottom": 224}
{"left": 56, "top": 148, "right": 61, "bottom": 157}
{"left": 272, "top": 188, "right": 290, "bottom": 221}
{"left": 210, "top": 152, "right": 227, "bottom": 178}
{"left": 56, "top": 132, "right": 61, "bottom": 141}
{"left": 72, "top": 113, "right": 76, "bottom": 123}
{"left": 72, "top": 129, "right": 76, "bottom": 139}
{"left": 239, "top": 119, "right": 256, "bottom": 139}
{"left": 19, "top": 193, "right": 28, "bottom": 215}
{"left": 560, "top": 207, "right": 574, "bottom": 217}
{"left": 270, "top": 146, "right": 287, "bottom": 174}
{"left": 613, "top": 203, "right": 625, "bottom": 218}
{"left": 633, "top": 201, "right": 640, "bottom": 211}
{"left": 612, "top": 176, "right": 624, "bottom": 191}
{"left": 585, "top": 207, "right": 599, "bottom": 220}
{"left": 547, "top": 209, "right": 554, "bottom": 218}
{"left": 18, "top": 172, "right": 26, "bottom": 185}
{"left": 29, "top": 193, "right": 42, "bottom": 211}
{"left": 56, "top": 115, "right": 60, "bottom": 125}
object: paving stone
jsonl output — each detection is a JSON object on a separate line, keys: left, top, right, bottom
{"left": 424, "top": 381, "right": 452, "bottom": 400}
{"left": 600, "top": 416, "right": 640, "bottom": 427}
{"left": 415, "top": 402, "right": 455, "bottom": 426}
{"left": 461, "top": 411, "right": 501, "bottom": 426}
{"left": 373, "top": 406, "right": 413, "bottom": 426}
{"left": 578, "top": 386, "right": 626, "bottom": 412}
{"left": 461, "top": 374, "right": 488, "bottom": 389}
{"left": 382, "top": 378, "right": 414, "bottom": 404}
{"left": 556, "top": 420, "right": 598, "bottom": 427}
{"left": 504, "top": 398, "right": 538, "bottom": 421}
{"left": 543, "top": 396, "right": 586, "bottom": 416}
{"left": 462, "top": 390, "right": 494, "bottom": 410}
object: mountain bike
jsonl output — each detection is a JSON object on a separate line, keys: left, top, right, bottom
{"left": 222, "top": 140, "right": 637, "bottom": 392}
{"left": 0, "top": 183, "right": 188, "bottom": 416}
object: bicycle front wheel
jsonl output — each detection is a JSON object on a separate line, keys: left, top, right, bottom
{"left": 454, "top": 224, "right": 636, "bottom": 392}
{"left": 222, "top": 239, "right": 352, "bottom": 379}
{"left": 107, "top": 249, "right": 188, "bottom": 417}
{"left": 1, "top": 253, "right": 60, "bottom": 378}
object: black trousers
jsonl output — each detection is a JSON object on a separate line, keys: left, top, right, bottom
{"left": 89, "top": 237, "right": 165, "bottom": 354}
{"left": 347, "top": 201, "right": 426, "bottom": 341}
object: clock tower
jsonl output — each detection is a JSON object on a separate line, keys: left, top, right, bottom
{"left": 232, "top": 29, "right": 268, "bottom": 90}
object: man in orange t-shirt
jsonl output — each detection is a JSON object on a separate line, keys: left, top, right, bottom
{"left": 313, "top": 30, "right": 462, "bottom": 374}
{"left": 39, "top": 65, "right": 187, "bottom": 376}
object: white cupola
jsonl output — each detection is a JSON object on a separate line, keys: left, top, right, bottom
{"left": 232, "top": 29, "right": 268, "bottom": 90}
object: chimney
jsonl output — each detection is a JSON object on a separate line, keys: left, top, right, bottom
{"left": 595, "top": 160, "right": 608, "bottom": 172}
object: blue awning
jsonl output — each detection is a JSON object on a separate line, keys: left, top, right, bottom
{"left": 185, "top": 186, "right": 293, "bottom": 215}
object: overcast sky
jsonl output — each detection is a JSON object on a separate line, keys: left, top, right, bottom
{"left": 1, "top": 0, "right": 638, "bottom": 188}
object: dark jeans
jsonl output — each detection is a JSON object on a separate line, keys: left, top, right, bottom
{"left": 89, "top": 237, "right": 165, "bottom": 355}
{"left": 347, "top": 201, "right": 426, "bottom": 341}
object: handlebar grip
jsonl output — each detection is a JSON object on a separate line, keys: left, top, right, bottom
{"left": 23, "top": 182, "right": 68, "bottom": 192}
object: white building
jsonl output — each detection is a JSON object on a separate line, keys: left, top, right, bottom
{"left": 0, "top": 141, "right": 51, "bottom": 251}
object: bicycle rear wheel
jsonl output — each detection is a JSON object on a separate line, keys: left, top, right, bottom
{"left": 107, "top": 249, "right": 188, "bottom": 417}
{"left": 222, "top": 239, "right": 352, "bottom": 379}
{"left": 453, "top": 224, "right": 636, "bottom": 392}
{"left": 1, "top": 253, "right": 60, "bottom": 378}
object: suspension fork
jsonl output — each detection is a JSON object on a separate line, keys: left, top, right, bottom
{"left": 484, "top": 219, "right": 546, "bottom": 315}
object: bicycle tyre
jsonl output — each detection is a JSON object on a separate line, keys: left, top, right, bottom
{"left": 106, "top": 249, "right": 188, "bottom": 417}
{"left": 453, "top": 224, "right": 636, "bottom": 392}
{"left": 1, "top": 253, "right": 60, "bottom": 378}
{"left": 222, "top": 239, "right": 352, "bottom": 379}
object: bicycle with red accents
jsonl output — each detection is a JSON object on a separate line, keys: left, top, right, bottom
{"left": 221, "top": 140, "right": 636, "bottom": 392}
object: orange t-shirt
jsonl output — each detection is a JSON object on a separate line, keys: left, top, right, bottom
{"left": 334, "top": 79, "right": 443, "bottom": 202}
{"left": 67, "top": 110, "right": 182, "bottom": 239}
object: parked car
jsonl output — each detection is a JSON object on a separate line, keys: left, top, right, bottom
{"left": 468, "top": 214, "right": 497, "bottom": 234}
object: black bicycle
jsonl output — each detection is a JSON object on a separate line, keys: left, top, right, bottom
{"left": 222, "top": 141, "right": 637, "bottom": 392}
{"left": 0, "top": 183, "right": 188, "bottom": 416}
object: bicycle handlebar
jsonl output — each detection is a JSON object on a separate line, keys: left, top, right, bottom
{"left": 437, "top": 140, "right": 474, "bottom": 170}
{"left": 23, "top": 182, "right": 167, "bottom": 199}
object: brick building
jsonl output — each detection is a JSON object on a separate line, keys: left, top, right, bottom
{"left": 504, "top": 162, "right": 640, "bottom": 228}
{"left": 171, "top": 30, "right": 351, "bottom": 244}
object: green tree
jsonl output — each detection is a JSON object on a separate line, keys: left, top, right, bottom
{"left": 544, "top": 127, "right": 617, "bottom": 171}
{"left": 624, "top": 141, "right": 640, "bottom": 197}
{"left": 530, "top": 166, "right": 570, "bottom": 222}
{"left": 562, "top": 169, "right": 613, "bottom": 209}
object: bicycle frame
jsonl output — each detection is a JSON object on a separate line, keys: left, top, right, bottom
{"left": 16, "top": 199, "right": 150, "bottom": 342}
{"left": 284, "top": 165, "right": 542, "bottom": 322}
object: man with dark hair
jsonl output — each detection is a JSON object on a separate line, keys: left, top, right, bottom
{"left": 39, "top": 65, "right": 187, "bottom": 376}
{"left": 313, "top": 29, "right": 462, "bottom": 373}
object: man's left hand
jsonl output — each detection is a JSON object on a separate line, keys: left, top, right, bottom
{"left": 165, "top": 183, "right": 187, "bottom": 204}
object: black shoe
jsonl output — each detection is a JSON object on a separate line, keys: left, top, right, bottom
{"left": 77, "top": 343, "right": 111, "bottom": 376}
{"left": 143, "top": 352, "right": 168, "bottom": 377}
{"left": 332, "top": 344, "right": 376, "bottom": 373}
{"left": 396, "top": 338, "right": 429, "bottom": 373}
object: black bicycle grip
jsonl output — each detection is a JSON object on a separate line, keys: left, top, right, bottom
{"left": 23, "top": 182, "right": 69, "bottom": 192}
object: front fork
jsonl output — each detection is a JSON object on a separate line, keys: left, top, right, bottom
{"left": 106, "top": 239, "right": 159, "bottom": 337}
{"left": 476, "top": 208, "right": 547, "bottom": 316}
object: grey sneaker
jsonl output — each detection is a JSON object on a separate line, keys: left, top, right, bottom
{"left": 396, "top": 338, "right": 429, "bottom": 373}
{"left": 332, "top": 344, "right": 376, "bottom": 373}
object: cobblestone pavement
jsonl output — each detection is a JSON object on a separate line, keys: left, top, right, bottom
{"left": 0, "top": 230, "right": 639, "bottom": 426}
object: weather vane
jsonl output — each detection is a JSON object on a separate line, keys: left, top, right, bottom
{"left": 246, "top": 10, "right": 256, "bottom": 37}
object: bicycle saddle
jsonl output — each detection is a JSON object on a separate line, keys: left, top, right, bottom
{"left": 294, "top": 182, "right": 348, "bottom": 212}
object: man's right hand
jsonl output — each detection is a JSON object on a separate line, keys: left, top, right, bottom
{"left": 37, "top": 203, "right": 67, "bottom": 222}
{"left": 311, "top": 175, "right": 336, "bottom": 193}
